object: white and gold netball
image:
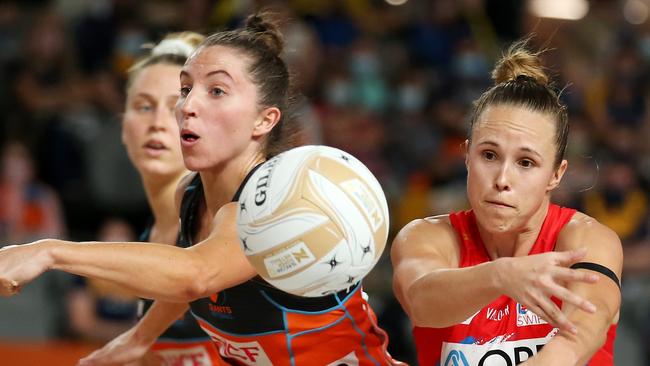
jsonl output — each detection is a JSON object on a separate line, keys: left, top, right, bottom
{"left": 236, "top": 145, "right": 389, "bottom": 297}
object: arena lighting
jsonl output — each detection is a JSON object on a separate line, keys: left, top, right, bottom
{"left": 385, "top": 0, "right": 408, "bottom": 6}
{"left": 623, "top": 0, "right": 649, "bottom": 24}
{"left": 528, "top": 0, "right": 589, "bottom": 20}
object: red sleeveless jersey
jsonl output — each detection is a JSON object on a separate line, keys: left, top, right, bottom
{"left": 412, "top": 204, "right": 617, "bottom": 366}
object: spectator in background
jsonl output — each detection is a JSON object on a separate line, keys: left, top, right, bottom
{"left": 12, "top": 8, "right": 87, "bottom": 196}
{"left": 583, "top": 159, "right": 647, "bottom": 243}
{"left": 66, "top": 218, "right": 138, "bottom": 343}
{"left": 0, "top": 141, "right": 67, "bottom": 341}
{"left": 0, "top": 141, "right": 65, "bottom": 245}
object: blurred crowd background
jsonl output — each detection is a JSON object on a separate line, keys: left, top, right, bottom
{"left": 1, "top": 0, "right": 650, "bottom": 364}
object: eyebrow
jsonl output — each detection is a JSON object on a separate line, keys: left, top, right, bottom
{"left": 206, "top": 69, "right": 234, "bottom": 80}
{"left": 131, "top": 92, "right": 154, "bottom": 101}
{"left": 129, "top": 93, "right": 179, "bottom": 105}
{"left": 180, "top": 69, "right": 234, "bottom": 82}
{"left": 477, "top": 140, "right": 543, "bottom": 159}
{"left": 132, "top": 92, "right": 179, "bottom": 99}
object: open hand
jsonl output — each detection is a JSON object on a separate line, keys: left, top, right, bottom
{"left": 77, "top": 327, "right": 152, "bottom": 366}
{"left": 498, "top": 247, "right": 599, "bottom": 334}
{"left": 0, "top": 242, "right": 51, "bottom": 297}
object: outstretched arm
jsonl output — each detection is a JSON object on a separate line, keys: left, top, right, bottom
{"left": 0, "top": 203, "right": 257, "bottom": 302}
{"left": 77, "top": 301, "right": 189, "bottom": 366}
{"left": 522, "top": 214, "right": 622, "bottom": 365}
{"left": 392, "top": 217, "right": 598, "bottom": 332}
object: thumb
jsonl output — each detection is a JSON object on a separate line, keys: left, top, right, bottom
{"left": 77, "top": 352, "right": 99, "bottom": 366}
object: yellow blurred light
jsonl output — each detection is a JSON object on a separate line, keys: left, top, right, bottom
{"left": 528, "top": 0, "right": 589, "bottom": 20}
{"left": 385, "top": 0, "right": 408, "bottom": 6}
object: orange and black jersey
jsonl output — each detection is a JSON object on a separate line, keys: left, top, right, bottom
{"left": 139, "top": 224, "right": 222, "bottom": 364}
{"left": 179, "top": 172, "right": 403, "bottom": 366}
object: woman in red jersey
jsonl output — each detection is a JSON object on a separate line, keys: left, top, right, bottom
{"left": 391, "top": 43, "right": 622, "bottom": 366}
{"left": 0, "top": 13, "right": 401, "bottom": 366}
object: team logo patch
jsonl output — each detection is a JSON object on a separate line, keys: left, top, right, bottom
{"left": 155, "top": 345, "right": 213, "bottom": 365}
{"left": 201, "top": 328, "right": 272, "bottom": 365}
{"left": 441, "top": 337, "right": 549, "bottom": 365}
{"left": 516, "top": 303, "right": 548, "bottom": 327}
{"left": 208, "top": 293, "right": 234, "bottom": 319}
{"left": 443, "top": 350, "right": 470, "bottom": 366}
{"left": 264, "top": 241, "right": 316, "bottom": 278}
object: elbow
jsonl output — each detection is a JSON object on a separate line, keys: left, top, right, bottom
{"left": 174, "top": 256, "right": 214, "bottom": 301}
{"left": 183, "top": 279, "right": 208, "bottom": 301}
{"left": 571, "top": 318, "right": 613, "bottom": 365}
{"left": 405, "top": 280, "right": 452, "bottom": 328}
{"left": 579, "top": 323, "right": 609, "bottom": 361}
{"left": 181, "top": 265, "right": 212, "bottom": 301}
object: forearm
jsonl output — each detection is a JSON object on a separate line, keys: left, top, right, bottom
{"left": 538, "top": 322, "right": 609, "bottom": 364}
{"left": 522, "top": 336, "right": 579, "bottom": 365}
{"left": 407, "top": 259, "right": 504, "bottom": 327}
{"left": 132, "top": 301, "right": 190, "bottom": 346}
{"left": 80, "top": 318, "right": 137, "bottom": 343}
{"left": 525, "top": 304, "right": 613, "bottom": 365}
{"left": 44, "top": 240, "right": 206, "bottom": 301}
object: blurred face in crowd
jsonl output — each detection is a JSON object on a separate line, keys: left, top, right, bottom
{"left": 122, "top": 63, "right": 186, "bottom": 179}
{"left": 176, "top": 45, "right": 279, "bottom": 171}
{"left": 1, "top": 143, "right": 35, "bottom": 185}
{"left": 465, "top": 104, "right": 567, "bottom": 234}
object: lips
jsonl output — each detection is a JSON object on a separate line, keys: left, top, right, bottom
{"left": 181, "top": 128, "right": 199, "bottom": 141}
{"left": 143, "top": 139, "right": 167, "bottom": 150}
{"left": 485, "top": 200, "right": 515, "bottom": 209}
{"left": 180, "top": 128, "right": 200, "bottom": 147}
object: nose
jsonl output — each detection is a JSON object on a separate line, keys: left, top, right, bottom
{"left": 177, "top": 91, "right": 198, "bottom": 122}
{"left": 150, "top": 105, "right": 171, "bottom": 131}
{"left": 494, "top": 163, "right": 512, "bottom": 192}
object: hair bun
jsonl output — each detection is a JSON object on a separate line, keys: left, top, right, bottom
{"left": 492, "top": 41, "right": 549, "bottom": 86}
{"left": 150, "top": 32, "right": 204, "bottom": 58}
{"left": 245, "top": 12, "right": 284, "bottom": 56}
{"left": 151, "top": 39, "right": 196, "bottom": 58}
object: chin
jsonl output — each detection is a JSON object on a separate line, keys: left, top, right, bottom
{"left": 182, "top": 158, "right": 205, "bottom": 172}
{"left": 476, "top": 211, "right": 515, "bottom": 233}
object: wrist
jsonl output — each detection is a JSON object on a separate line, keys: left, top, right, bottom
{"left": 534, "top": 337, "right": 579, "bottom": 365}
{"left": 132, "top": 322, "right": 157, "bottom": 347}
{"left": 34, "top": 239, "right": 58, "bottom": 270}
{"left": 491, "top": 257, "right": 511, "bottom": 295}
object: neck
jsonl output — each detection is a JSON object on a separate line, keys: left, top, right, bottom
{"left": 478, "top": 199, "right": 551, "bottom": 259}
{"left": 200, "top": 150, "right": 266, "bottom": 217}
{"left": 141, "top": 172, "right": 184, "bottom": 231}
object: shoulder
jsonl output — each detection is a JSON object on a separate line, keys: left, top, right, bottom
{"left": 394, "top": 214, "right": 455, "bottom": 243}
{"left": 557, "top": 211, "right": 623, "bottom": 275}
{"left": 391, "top": 214, "right": 460, "bottom": 269}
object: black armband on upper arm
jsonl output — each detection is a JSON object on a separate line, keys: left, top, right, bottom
{"left": 570, "top": 262, "right": 621, "bottom": 290}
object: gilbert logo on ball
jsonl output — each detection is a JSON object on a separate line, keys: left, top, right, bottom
{"left": 236, "top": 145, "right": 389, "bottom": 297}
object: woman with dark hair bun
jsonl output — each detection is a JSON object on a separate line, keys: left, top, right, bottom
{"left": 0, "top": 13, "right": 402, "bottom": 366}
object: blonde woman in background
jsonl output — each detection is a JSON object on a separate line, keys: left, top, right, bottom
{"left": 82, "top": 32, "right": 222, "bottom": 365}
